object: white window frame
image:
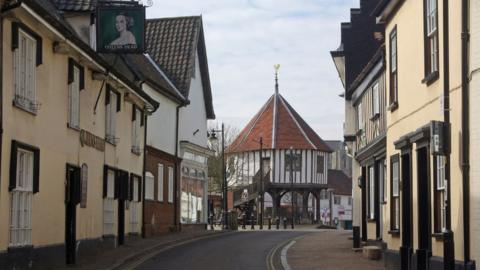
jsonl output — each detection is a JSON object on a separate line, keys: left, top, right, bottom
{"left": 103, "top": 169, "right": 115, "bottom": 235}
{"left": 129, "top": 177, "right": 139, "bottom": 233}
{"left": 436, "top": 155, "right": 446, "bottom": 231}
{"left": 357, "top": 102, "right": 364, "bottom": 131}
{"left": 426, "top": 0, "right": 438, "bottom": 73}
{"left": 13, "top": 29, "right": 37, "bottom": 113}
{"left": 372, "top": 82, "right": 380, "bottom": 116}
{"left": 391, "top": 158, "right": 400, "bottom": 230}
{"left": 145, "top": 172, "right": 154, "bottom": 200}
{"left": 158, "top": 164, "right": 164, "bottom": 202}
{"left": 168, "top": 167, "right": 174, "bottom": 203}
{"left": 9, "top": 149, "right": 34, "bottom": 247}
{"left": 105, "top": 91, "right": 117, "bottom": 144}
{"left": 68, "top": 65, "right": 80, "bottom": 129}
{"left": 368, "top": 166, "right": 375, "bottom": 219}
{"left": 132, "top": 107, "right": 141, "bottom": 154}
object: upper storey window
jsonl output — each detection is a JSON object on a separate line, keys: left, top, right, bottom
{"left": 423, "top": 0, "right": 439, "bottom": 83}
{"left": 285, "top": 152, "right": 302, "bottom": 172}
{"left": 389, "top": 27, "right": 398, "bottom": 109}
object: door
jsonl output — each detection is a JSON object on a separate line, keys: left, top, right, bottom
{"left": 416, "top": 147, "right": 431, "bottom": 269}
{"left": 361, "top": 166, "right": 367, "bottom": 241}
{"left": 400, "top": 152, "right": 413, "bottom": 270}
{"left": 117, "top": 171, "right": 128, "bottom": 246}
{"left": 65, "top": 165, "right": 81, "bottom": 264}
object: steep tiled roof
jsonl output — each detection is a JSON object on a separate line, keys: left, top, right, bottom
{"left": 327, "top": 170, "right": 352, "bottom": 196}
{"left": 54, "top": 0, "right": 97, "bottom": 11}
{"left": 146, "top": 16, "right": 215, "bottom": 119}
{"left": 227, "top": 92, "right": 332, "bottom": 153}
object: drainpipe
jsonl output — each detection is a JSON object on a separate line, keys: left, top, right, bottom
{"left": 461, "top": 0, "right": 471, "bottom": 267}
{"left": 0, "top": 13, "right": 3, "bottom": 203}
{"left": 442, "top": 0, "right": 455, "bottom": 269}
{"left": 174, "top": 104, "right": 182, "bottom": 230}
{"left": 142, "top": 109, "right": 148, "bottom": 238}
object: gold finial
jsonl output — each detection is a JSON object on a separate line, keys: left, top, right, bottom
{"left": 274, "top": 64, "right": 281, "bottom": 73}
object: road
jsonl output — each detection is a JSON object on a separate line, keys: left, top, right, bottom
{"left": 134, "top": 231, "right": 308, "bottom": 270}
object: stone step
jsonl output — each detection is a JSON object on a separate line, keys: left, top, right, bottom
{"left": 362, "top": 246, "right": 382, "bottom": 260}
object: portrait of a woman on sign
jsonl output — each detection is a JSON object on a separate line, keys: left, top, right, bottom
{"left": 97, "top": 7, "right": 145, "bottom": 53}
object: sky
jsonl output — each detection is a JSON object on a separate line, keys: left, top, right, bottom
{"left": 146, "top": 0, "right": 359, "bottom": 141}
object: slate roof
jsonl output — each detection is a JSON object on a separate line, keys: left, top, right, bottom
{"left": 146, "top": 16, "right": 215, "bottom": 119}
{"left": 227, "top": 92, "right": 332, "bottom": 153}
{"left": 54, "top": 0, "right": 97, "bottom": 11}
{"left": 325, "top": 140, "right": 343, "bottom": 152}
{"left": 327, "top": 169, "right": 352, "bottom": 196}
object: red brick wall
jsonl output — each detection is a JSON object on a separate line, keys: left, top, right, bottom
{"left": 144, "top": 146, "right": 179, "bottom": 236}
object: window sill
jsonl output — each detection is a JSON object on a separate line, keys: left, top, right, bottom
{"left": 131, "top": 148, "right": 142, "bottom": 156}
{"left": 67, "top": 123, "right": 80, "bottom": 132}
{"left": 105, "top": 138, "right": 117, "bottom": 146}
{"left": 388, "top": 102, "right": 398, "bottom": 112}
{"left": 388, "top": 230, "right": 400, "bottom": 236}
{"left": 8, "top": 245, "right": 34, "bottom": 252}
{"left": 13, "top": 102, "right": 38, "bottom": 116}
{"left": 432, "top": 232, "right": 444, "bottom": 240}
{"left": 370, "top": 113, "right": 380, "bottom": 121}
{"left": 367, "top": 218, "right": 376, "bottom": 223}
{"left": 421, "top": 71, "right": 439, "bottom": 86}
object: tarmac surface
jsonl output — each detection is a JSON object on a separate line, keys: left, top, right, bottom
{"left": 134, "top": 231, "right": 307, "bottom": 270}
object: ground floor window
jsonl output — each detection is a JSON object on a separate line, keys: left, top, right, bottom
{"left": 368, "top": 166, "right": 375, "bottom": 219}
{"left": 434, "top": 155, "right": 446, "bottom": 233}
{"left": 181, "top": 166, "right": 206, "bottom": 223}
{"left": 390, "top": 155, "right": 400, "bottom": 231}
{"left": 10, "top": 147, "right": 35, "bottom": 247}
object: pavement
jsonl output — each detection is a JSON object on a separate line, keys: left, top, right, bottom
{"left": 287, "top": 230, "right": 385, "bottom": 270}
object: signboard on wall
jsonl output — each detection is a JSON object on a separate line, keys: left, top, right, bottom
{"left": 96, "top": 5, "right": 145, "bottom": 53}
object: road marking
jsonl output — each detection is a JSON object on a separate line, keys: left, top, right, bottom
{"left": 266, "top": 235, "right": 305, "bottom": 270}
{"left": 280, "top": 240, "right": 296, "bottom": 270}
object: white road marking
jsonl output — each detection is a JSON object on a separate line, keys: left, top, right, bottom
{"left": 280, "top": 240, "right": 296, "bottom": 270}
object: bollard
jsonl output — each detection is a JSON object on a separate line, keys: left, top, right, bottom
{"left": 268, "top": 218, "right": 272, "bottom": 230}
{"left": 251, "top": 214, "right": 255, "bottom": 230}
{"left": 276, "top": 218, "right": 280, "bottom": 230}
{"left": 210, "top": 214, "right": 214, "bottom": 230}
{"left": 242, "top": 214, "right": 246, "bottom": 229}
{"left": 283, "top": 217, "right": 287, "bottom": 229}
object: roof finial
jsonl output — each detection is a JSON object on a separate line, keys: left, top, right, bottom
{"left": 274, "top": 64, "right": 280, "bottom": 95}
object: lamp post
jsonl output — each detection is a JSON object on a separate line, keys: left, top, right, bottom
{"left": 290, "top": 147, "right": 295, "bottom": 229}
{"left": 208, "top": 124, "right": 227, "bottom": 229}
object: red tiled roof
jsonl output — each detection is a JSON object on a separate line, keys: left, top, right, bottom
{"left": 227, "top": 93, "right": 332, "bottom": 153}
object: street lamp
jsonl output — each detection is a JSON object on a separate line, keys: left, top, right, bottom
{"left": 289, "top": 147, "right": 295, "bottom": 229}
{"left": 252, "top": 137, "right": 264, "bottom": 230}
{"left": 208, "top": 123, "right": 227, "bottom": 229}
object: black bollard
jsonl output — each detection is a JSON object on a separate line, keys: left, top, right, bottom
{"left": 210, "top": 214, "right": 214, "bottom": 230}
{"left": 251, "top": 214, "right": 255, "bottom": 230}
{"left": 268, "top": 218, "right": 272, "bottom": 230}
{"left": 283, "top": 217, "right": 287, "bottom": 229}
{"left": 276, "top": 218, "right": 280, "bottom": 230}
{"left": 242, "top": 214, "right": 246, "bottom": 229}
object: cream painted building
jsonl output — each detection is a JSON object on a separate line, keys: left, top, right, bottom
{"left": 0, "top": 0, "right": 158, "bottom": 269}
{"left": 375, "top": 0, "right": 473, "bottom": 269}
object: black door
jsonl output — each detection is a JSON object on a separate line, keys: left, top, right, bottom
{"left": 400, "top": 152, "right": 413, "bottom": 270}
{"left": 416, "top": 147, "right": 431, "bottom": 269}
{"left": 117, "top": 170, "right": 128, "bottom": 246}
{"left": 374, "top": 160, "right": 382, "bottom": 240}
{"left": 361, "top": 166, "right": 367, "bottom": 242}
{"left": 66, "top": 165, "right": 81, "bottom": 265}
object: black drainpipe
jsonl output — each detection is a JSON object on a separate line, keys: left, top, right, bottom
{"left": 174, "top": 104, "right": 182, "bottom": 231}
{"left": 141, "top": 109, "right": 148, "bottom": 238}
{"left": 0, "top": 14, "right": 3, "bottom": 202}
{"left": 442, "top": 0, "right": 454, "bottom": 269}
{"left": 461, "top": 0, "right": 471, "bottom": 267}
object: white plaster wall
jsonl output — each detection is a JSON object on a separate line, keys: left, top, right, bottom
{"left": 469, "top": 0, "right": 480, "bottom": 263}
{"left": 178, "top": 51, "right": 208, "bottom": 148}
{"left": 144, "top": 84, "right": 178, "bottom": 155}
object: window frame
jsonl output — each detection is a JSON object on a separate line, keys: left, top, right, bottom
{"left": 317, "top": 155, "right": 325, "bottom": 174}
{"left": 372, "top": 81, "right": 380, "bottom": 117}
{"left": 131, "top": 105, "right": 142, "bottom": 154}
{"left": 433, "top": 155, "right": 446, "bottom": 233}
{"left": 105, "top": 85, "right": 120, "bottom": 145}
{"left": 285, "top": 152, "right": 302, "bottom": 172}
{"left": 157, "top": 164, "right": 164, "bottom": 202}
{"left": 423, "top": 0, "right": 439, "bottom": 84}
{"left": 389, "top": 27, "right": 398, "bottom": 110}
{"left": 168, "top": 166, "right": 174, "bottom": 203}
{"left": 390, "top": 154, "right": 400, "bottom": 232}
{"left": 145, "top": 171, "right": 155, "bottom": 200}
{"left": 368, "top": 165, "right": 375, "bottom": 220}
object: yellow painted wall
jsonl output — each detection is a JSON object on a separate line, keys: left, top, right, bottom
{"left": 0, "top": 11, "right": 145, "bottom": 251}
{"left": 383, "top": 0, "right": 464, "bottom": 260}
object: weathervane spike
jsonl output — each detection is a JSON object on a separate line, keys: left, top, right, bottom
{"left": 274, "top": 64, "right": 280, "bottom": 95}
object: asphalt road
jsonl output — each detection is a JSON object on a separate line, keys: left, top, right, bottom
{"left": 135, "top": 231, "right": 308, "bottom": 270}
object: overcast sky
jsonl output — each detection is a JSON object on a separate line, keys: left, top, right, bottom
{"left": 147, "top": 0, "right": 358, "bottom": 141}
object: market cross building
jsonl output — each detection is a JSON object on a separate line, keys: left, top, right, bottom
{"left": 226, "top": 70, "right": 333, "bottom": 225}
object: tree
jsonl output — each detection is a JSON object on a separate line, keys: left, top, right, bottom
{"left": 207, "top": 122, "right": 240, "bottom": 195}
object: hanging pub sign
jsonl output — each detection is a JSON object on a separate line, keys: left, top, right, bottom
{"left": 96, "top": 5, "right": 145, "bottom": 53}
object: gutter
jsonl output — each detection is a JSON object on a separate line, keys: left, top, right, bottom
{"left": 461, "top": 0, "right": 471, "bottom": 266}
{"left": 442, "top": 0, "right": 455, "bottom": 269}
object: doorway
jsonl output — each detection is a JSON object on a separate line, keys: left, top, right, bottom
{"left": 65, "top": 165, "right": 81, "bottom": 264}
{"left": 400, "top": 152, "right": 413, "bottom": 270}
{"left": 416, "top": 146, "right": 431, "bottom": 269}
